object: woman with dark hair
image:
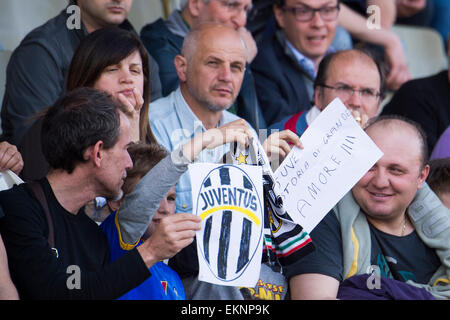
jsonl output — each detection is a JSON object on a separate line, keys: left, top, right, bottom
{"left": 19, "top": 27, "right": 156, "bottom": 181}
{"left": 66, "top": 27, "right": 155, "bottom": 144}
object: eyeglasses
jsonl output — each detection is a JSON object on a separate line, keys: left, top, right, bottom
{"left": 319, "top": 84, "right": 381, "bottom": 103}
{"left": 281, "top": 4, "right": 340, "bottom": 22}
{"left": 216, "top": 0, "right": 253, "bottom": 16}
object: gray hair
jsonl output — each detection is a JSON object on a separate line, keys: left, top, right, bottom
{"left": 181, "top": 22, "right": 247, "bottom": 63}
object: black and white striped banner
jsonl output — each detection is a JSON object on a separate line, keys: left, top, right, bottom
{"left": 190, "top": 163, "right": 264, "bottom": 287}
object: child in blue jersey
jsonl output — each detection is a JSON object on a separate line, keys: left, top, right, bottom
{"left": 100, "top": 142, "right": 185, "bottom": 300}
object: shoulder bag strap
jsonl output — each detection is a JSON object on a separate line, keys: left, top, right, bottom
{"left": 27, "top": 181, "right": 58, "bottom": 257}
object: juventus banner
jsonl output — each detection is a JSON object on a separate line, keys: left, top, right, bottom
{"left": 225, "top": 138, "right": 315, "bottom": 267}
{"left": 190, "top": 163, "right": 264, "bottom": 287}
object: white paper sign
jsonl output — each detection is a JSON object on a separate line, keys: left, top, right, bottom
{"left": 0, "top": 170, "right": 23, "bottom": 191}
{"left": 274, "top": 98, "right": 383, "bottom": 232}
{"left": 189, "top": 163, "right": 264, "bottom": 287}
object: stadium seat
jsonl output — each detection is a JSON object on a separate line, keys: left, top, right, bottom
{"left": 0, "top": 0, "right": 65, "bottom": 51}
{"left": 379, "top": 25, "right": 448, "bottom": 111}
{"left": 392, "top": 25, "right": 448, "bottom": 80}
{"left": 127, "top": 0, "right": 165, "bottom": 33}
{"left": 0, "top": 1, "right": 167, "bottom": 51}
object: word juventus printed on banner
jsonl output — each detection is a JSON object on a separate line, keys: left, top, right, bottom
{"left": 190, "top": 163, "right": 264, "bottom": 287}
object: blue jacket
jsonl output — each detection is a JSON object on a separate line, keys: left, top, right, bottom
{"left": 251, "top": 30, "right": 313, "bottom": 126}
{"left": 100, "top": 211, "right": 185, "bottom": 300}
{"left": 140, "top": 17, "right": 266, "bottom": 131}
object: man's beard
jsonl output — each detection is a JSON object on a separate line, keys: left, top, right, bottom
{"left": 186, "top": 84, "right": 235, "bottom": 112}
{"left": 108, "top": 188, "right": 124, "bottom": 202}
{"left": 101, "top": 180, "right": 124, "bottom": 202}
{"left": 205, "top": 103, "right": 232, "bottom": 112}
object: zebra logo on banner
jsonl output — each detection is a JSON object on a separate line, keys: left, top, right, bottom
{"left": 192, "top": 164, "right": 264, "bottom": 286}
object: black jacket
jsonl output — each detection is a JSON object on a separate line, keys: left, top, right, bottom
{"left": 251, "top": 30, "right": 313, "bottom": 126}
{"left": 382, "top": 70, "right": 450, "bottom": 155}
{"left": 0, "top": 179, "right": 150, "bottom": 299}
{"left": 1, "top": 5, "right": 161, "bottom": 145}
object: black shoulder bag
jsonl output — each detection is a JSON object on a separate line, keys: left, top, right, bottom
{"left": 27, "top": 181, "right": 58, "bottom": 258}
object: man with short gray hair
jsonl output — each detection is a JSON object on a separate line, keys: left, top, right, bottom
{"left": 141, "top": 0, "right": 266, "bottom": 130}
{"left": 150, "top": 23, "right": 305, "bottom": 300}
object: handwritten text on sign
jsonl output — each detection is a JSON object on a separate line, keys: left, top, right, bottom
{"left": 273, "top": 98, "right": 383, "bottom": 232}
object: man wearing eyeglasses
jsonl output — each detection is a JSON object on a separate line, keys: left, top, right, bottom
{"left": 140, "top": 0, "right": 266, "bottom": 131}
{"left": 251, "top": 0, "right": 341, "bottom": 127}
{"left": 269, "top": 48, "right": 384, "bottom": 136}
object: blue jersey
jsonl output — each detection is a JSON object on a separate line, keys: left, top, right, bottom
{"left": 100, "top": 211, "right": 185, "bottom": 300}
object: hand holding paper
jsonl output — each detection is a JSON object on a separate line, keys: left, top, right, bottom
{"left": 262, "top": 129, "right": 303, "bottom": 167}
{"left": 274, "top": 98, "right": 383, "bottom": 232}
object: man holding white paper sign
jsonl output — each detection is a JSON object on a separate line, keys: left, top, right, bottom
{"left": 287, "top": 116, "right": 450, "bottom": 300}
{"left": 271, "top": 48, "right": 386, "bottom": 232}
{"left": 274, "top": 98, "right": 383, "bottom": 232}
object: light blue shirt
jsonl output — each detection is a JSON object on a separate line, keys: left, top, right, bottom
{"left": 285, "top": 39, "right": 336, "bottom": 79}
{"left": 285, "top": 40, "right": 316, "bottom": 78}
{"left": 149, "top": 88, "right": 246, "bottom": 213}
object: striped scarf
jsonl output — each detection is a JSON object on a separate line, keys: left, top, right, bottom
{"left": 224, "top": 138, "right": 315, "bottom": 267}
